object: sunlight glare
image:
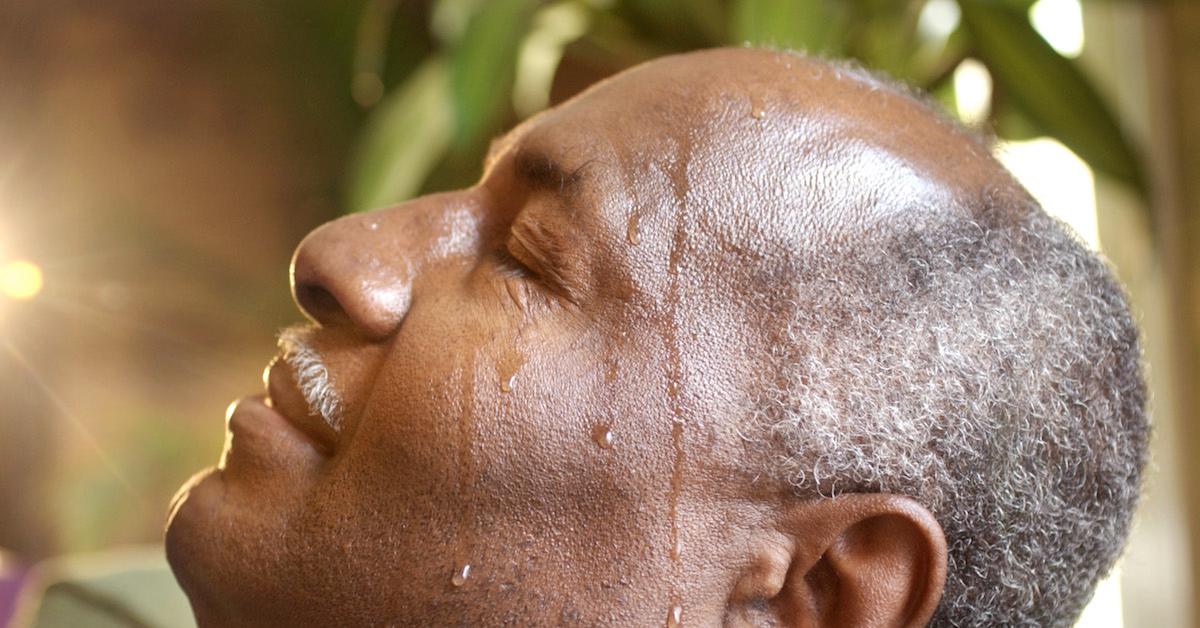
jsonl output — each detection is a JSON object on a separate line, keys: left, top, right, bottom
{"left": 1075, "top": 569, "right": 1125, "bottom": 628}
{"left": 953, "top": 59, "right": 992, "bottom": 126}
{"left": 1, "top": 259, "right": 43, "bottom": 300}
{"left": 0, "top": 338, "right": 148, "bottom": 511}
{"left": 1030, "top": 0, "right": 1085, "bottom": 58}
{"left": 917, "top": 0, "right": 961, "bottom": 43}
{"left": 997, "top": 138, "right": 1098, "bottom": 250}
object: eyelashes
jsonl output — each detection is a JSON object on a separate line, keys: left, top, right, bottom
{"left": 498, "top": 215, "right": 580, "bottom": 305}
{"left": 493, "top": 246, "right": 534, "bottom": 279}
{"left": 492, "top": 242, "right": 555, "bottom": 315}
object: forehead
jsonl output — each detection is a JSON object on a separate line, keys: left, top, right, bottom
{"left": 494, "top": 49, "right": 1001, "bottom": 261}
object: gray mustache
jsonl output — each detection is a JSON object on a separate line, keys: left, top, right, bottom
{"left": 278, "top": 326, "right": 344, "bottom": 431}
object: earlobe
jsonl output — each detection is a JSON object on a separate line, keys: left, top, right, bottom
{"left": 730, "top": 494, "right": 947, "bottom": 628}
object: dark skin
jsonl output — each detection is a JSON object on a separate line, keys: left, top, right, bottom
{"left": 166, "top": 48, "right": 1019, "bottom": 626}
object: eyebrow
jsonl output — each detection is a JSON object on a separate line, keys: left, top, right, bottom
{"left": 512, "top": 147, "right": 587, "bottom": 197}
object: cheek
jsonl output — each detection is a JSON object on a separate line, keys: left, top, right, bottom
{"left": 465, "top": 340, "right": 678, "bottom": 598}
{"left": 337, "top": 344, "right": 473, "bottom": 514}
{"left": 278, "top": 344, "right": 477, "bottom": 615}
{"left": 475, "top": 354, "right": 617, "bottom": 512}
{"left": 476, "top": 317, "right": 677, "bottom": 498}
{"left": 296, "top": 287, "right": 699, "bottom": 609}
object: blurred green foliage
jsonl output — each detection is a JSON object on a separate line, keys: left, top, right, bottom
{"left": 331, "top": 0, "right": 1143, "bottom": 212}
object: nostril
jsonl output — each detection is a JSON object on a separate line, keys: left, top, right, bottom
{"left": 289, "top": 211, "right": 419, "bottom": 338}
{"left": 296, "top": 282, "right": 351, "bottom": 327}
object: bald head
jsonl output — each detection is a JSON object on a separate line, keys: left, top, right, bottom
{"left": 167, "top": 48, "right": 1147, "bottom": 627}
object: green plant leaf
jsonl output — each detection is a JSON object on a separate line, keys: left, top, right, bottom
{"left": 616, "top": 0, "right": 725, "bottom": 49}
{"left": 729, "top": 0, "right": 846, "bottom": 55}
{"left": 844, "top": 0, "right": 923, "bottom": 79}
{"left": 345, "top": 58, "right": 454, "bottom": 213}
{"left": 914, "top": 23, "right": 969, "bottom": 91}
{"left": 992, "top": 85, "right": 1042, "bottom": 141}
{"left": 957, "top": 0, "right": 1145, "bottom": 194}
{"left": 451, "top": 0, "right": 538, "bottom": 148}
{"left": 571, "top": 6, "right": 675, "bottom": 66}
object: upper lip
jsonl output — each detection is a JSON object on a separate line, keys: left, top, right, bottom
{"left": 265, "top": 356, "right": 339, "bottom": 454}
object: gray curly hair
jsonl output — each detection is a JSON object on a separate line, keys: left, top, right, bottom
{"left": 754, "top": 184, "right": 1149, "bottom": 626}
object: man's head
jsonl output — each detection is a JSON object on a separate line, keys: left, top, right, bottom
{"left": 165, "top": 48, "right": 1147, "bottom": 626}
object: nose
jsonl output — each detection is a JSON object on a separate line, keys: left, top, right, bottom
{"left": 290, "top": 193, "right": 480, "bottom": 340}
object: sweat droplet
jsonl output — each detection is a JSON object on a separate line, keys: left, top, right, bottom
{"left": 498, "top": 351, "right": 525, "bottom": 394}
{"left": 592, "top": 424, "right": 614, "bottom": 449}
{"left": 451, "top": 563, "right": 471, "bottom": 587}
{"left": 666, "top": 603, "right": 682, "bottom": 627}
{"left": 749, "top": 93, "right": 766, "bottom": 120}
{"left": 670, "top": 538, "right": 682, "bottom": 561}
{"left": 626, "top": 213, "right": 641, "bottom": 245}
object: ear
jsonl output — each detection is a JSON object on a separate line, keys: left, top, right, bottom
{"left": 729, "top": 494, "right": 946, "bottom": 628}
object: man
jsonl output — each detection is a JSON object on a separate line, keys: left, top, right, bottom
{"left": 165, "top": 48, "right": 1147, "bottom": 626}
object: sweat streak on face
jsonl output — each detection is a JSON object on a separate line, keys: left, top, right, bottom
{"left": 165, "top": 48, "right": 1011, "bottom": 626}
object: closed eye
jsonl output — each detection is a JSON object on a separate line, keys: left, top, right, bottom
{"left": 502, "top": 210, "right": 583, "bottom": 305}
{"left": 490, "top": 241, "right": 560, "bottom": 316}
{"left": 493, "top": 247, "right": 534, "bottom": 279}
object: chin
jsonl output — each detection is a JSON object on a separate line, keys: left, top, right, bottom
{"left": 166, "top": 471, "right": 278, "bottom": 625}
{"left": 165, "top": 466, "right": 333, "bottom": 626}
{"left": 164, "top": 468, "right": 228, "bottom": 624}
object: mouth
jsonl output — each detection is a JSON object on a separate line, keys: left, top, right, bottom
{"left": 262, "top": 355, "right": 339, "bottom": 454}
{"left": 221, "top": 328, "right": 343, "bottom": 471}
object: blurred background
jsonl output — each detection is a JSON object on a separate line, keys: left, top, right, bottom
{"left": 0, "top": 0, "right": 1196, "bottom": 626}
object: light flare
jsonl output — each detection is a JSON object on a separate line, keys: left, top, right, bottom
{"left": 953, "top": 59, "right": 992, "bottom": 127}
{"left": 1030, "top": 0, "right": 1085, "bottom": 58}
{"left": 0, "top": 338, "right": 148, "bottom": 511}
{"left": 1, "top": 259, "right": 43, "bottom": 300}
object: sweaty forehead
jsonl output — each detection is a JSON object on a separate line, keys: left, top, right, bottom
{"left": 500, "top": 48, "right": 1011, "bottom": 262}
